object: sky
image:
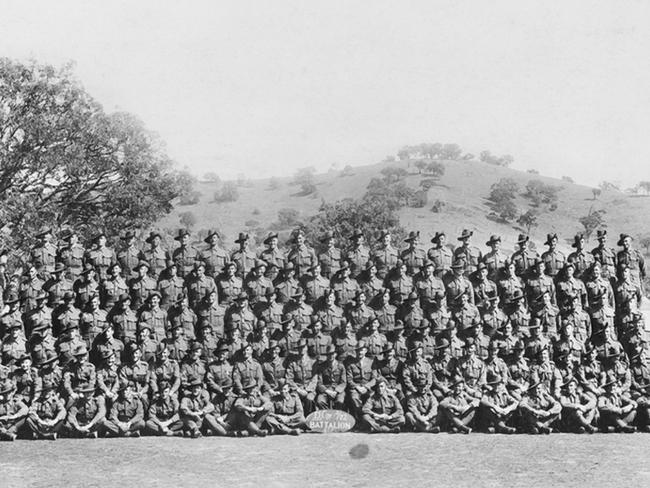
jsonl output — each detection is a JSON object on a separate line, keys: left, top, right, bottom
{"left": 1, "top": 0, "right": 649, "bottom": 186}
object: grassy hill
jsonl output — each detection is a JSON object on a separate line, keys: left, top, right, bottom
{"left": 157, "top": 158, "right": 650, "bottom": 255}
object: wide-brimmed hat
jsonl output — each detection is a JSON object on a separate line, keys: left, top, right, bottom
{"left": 92, "top": 231, "right": 107, "bottom": 243}
{"left": 215, "top": 342, "right": 230, "bottom": 355}
{"left": 325, "top": 344, "right": 337, "bottom": 355}
{"left": 450, "top": 374, "right": 465, "bottom": 387}
{"left": 431, "top": 232, "right": 445, "bottom": 244}
{"left": 349, "top": 229, "right": 364, "bottom": 240}
{"left": 596, "top": 230, "right": 607, "bottom": 241}
{"left": 320, "top": 230, "right": 335, "bottom": 242}
{"left": 145, "top": 231, "right": 162, "bottom": 244}
{"left": 52, "top": 262, "right": 67, "bottom": 274}
{"left": 36, "top": 350, "right": 59, "bottom": 367}
{"left": 263, "top": 232, "right": 279, "bottom": 245}
{"left": 133, "top": 260, "right": 150, "bottom": 272}
{"left": 457, "top": 229, "right": 473, "bottom": 241}
{"left": 0, "top": 379, "right": 16, "bottom": 395}
{"left": 377, "top": 229, "right": 390, "bottom": 241}
{"left": 121, "top": 230, "right": 137, "bottom": 241}
{"left": 204, "top": 230, "right": 220, "bottom": 243}
{"left": 544, "top": 233, "right": 558, "bottom": 246}
{"left": 571, "top": 234, "right": 584, "bottom": 248}
{"left": 355, "top": 340, "right": 368, "bottom": 351}
{"left": 235, "top": 232, "right": 250, "bottom": 244}
{"left": 486, "top": 371, "right": 503, "bottom": 386}
{"left": 602, "top": 371, "right": 619, "bottom": 388}
{"left": 4, "top": 294, "right": 20, "bottom": 305}
{"left": 485, "top": 235, "right": 501, "bottom": 246}
{"left": 73, "top": 344, "right": 88, "bottom": 356}
{"left": 516, "top": 233, "right": 529, "bottom": 244}
{"left": 174, "top": 229, "right": 190, "bottom": 241}
{"left": 80, "top": 263, "right": 96, "bottom": 275}
{"left": 404, "top": 231, "right": 420, "bottom": 243}
{"left": 617, "top": 233, "right": 631, "bottom": 246}
{"left": 451, "top": 259, "right": 465, "bottom": 269}
{"left": 434, "top": 338, "right": 450, "bottom": 350}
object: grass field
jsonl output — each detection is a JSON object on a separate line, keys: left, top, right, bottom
{"left": 158, "top": 158, "right": 650, "bottom": 256}
{"left": 3, "top": 433, "right": 649, "bottom": 487}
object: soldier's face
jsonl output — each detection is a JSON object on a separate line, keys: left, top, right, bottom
{"left": 566, "top": 267, "right": 574, "bottom": 278}
{"left": 567, "top": 382, "right": 577, "bottom": 395}
{"left": 138, "top": 267, "right": 147, "bottom": 277}
{"left": 208, "top": 292, "right": 217, "bottom": 304}
{"left": 623, "top": 237, "right": 631, "bottom": 250}
{"left": 112, "top": 265, "right": 122, "bottom": 277}
{"left": 382, "top": 235, "right": 391, "bottom": 246}
{"left": 151, "top": 296, "right": 160, "bottom": 308}
{"left": 281, "top": 384, "right": 290, "bottom": 396}
{"left": 271, "top": 347, "right": 280, "bottom": 359}
{"left": 196, "top": 266, "right": 205, "bottom": 277}
{"left": 244, "top": 346, "right": 252, "bottom": 359}
{"left": 108, "top": 355, "right": 116, "bottom": 366}
{"left": 29, "top": 267, "right": 38, "bottom": 279}
{"left": 550, "top": 238, "right": 557, "bottom": 249}
{"left": 492, "top": 242, "right": 500, "bottom": 251}
{"left": 152, "top": 237, "right": 161, "bottom": 247}
{"left": 296, "top": 235, "right": 304, "bottom": 246}
{"left": 377, "top": 382, "right": 387, "bottom": 396}
{"left": 439, "top": 236, "right": 446, "bottom": 246}
{"left": 357, "top": 347, "right": 367, "bottom": 359}
{"left": 191, "top": 385, "right": 202, "bottom": 397}
{"left": 593, "top": 267, "right": 601, "bottom": 278}
{"left": 181, "top": 235, "right": 189, "bottom": 246}
{"left": 479, "top": 269, "right": 487, "bottom": 280}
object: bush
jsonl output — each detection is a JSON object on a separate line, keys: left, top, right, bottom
{"left": 179, "top": 191, "right": 202, "bottom": 206}
{"left": 430, "top": 200, "right": 446, "bottom": 213}
{"left": 277, "top": 208, "right": 301, "bottom": 228}
{"left": 203, "top": 172, "right": 220, "bottom": 183}
{"left": 527, "top": 169, "right": 539, "bottom": 174}
{"left": 409, "top": 190, "right": 428, "bottom": 208}
{"left": 245, "top": 219, "right": 260, "bottom": 228}
{"left": 268, "top": 177, "right": 280, "bottom": 190}
{"left": 420, "top": 179, "right": 437, "bottom": 190}
{"left": 179, "top": 211, "right": 197, "bottom": 228}
{"left": 561, "top": 176, "right": 574, "bottom": 183}
{"left": 340, "top": 165, "right": 354, "bottom": 177}
{"left": 214, "top": 182, "right": 239, "bottom": 202}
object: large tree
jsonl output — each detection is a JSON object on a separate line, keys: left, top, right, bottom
{"left": 0, "top": 58, "right": 193, "bottom": 249}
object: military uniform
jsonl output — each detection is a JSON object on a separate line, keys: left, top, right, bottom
{"left": 85, "top": 246, "right": 116, "bottom": 282}
{"left": 172, "top": 245, "right": 200, "bottom": 279}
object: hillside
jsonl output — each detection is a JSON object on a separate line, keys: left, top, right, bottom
{"left": 157, "top": 159, "right": 650, "bottom": 255}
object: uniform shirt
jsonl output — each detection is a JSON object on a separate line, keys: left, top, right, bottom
{"left": 301, "top": 274, "right": 330, "bottom": 305}
{"left": 117, "top": 245, "right": 141, "bottom": 280}
{"left": 0, "top": 310, "right": 24, "bottom": 339}
{"left": 169, "top": 306, "right": 197, "bottom": 340}
{"left": 616, "top": 249, "right": 646, "bottom": 285}
{"left": 507, "top": 355, "right": 530, "bottom": 388}
{"left": 585, "top": 277, "right": 615, "bottom": 310}
{"left": 346, "top": 357, "right": 377, "bottom": 389}
{"left": 315, "top": 305, "right": 344, "bottom": 334}
{"left": 286, "top": 245, "right": 317, "bottom": 278}
{"left": 272, "top": 392, "right": 304, "bottom": 416}
{"left": 531, "top": 361, "right": 563, "bottom": 397}
{"left": 149, "top": 395, "right": 179, "bottom": 422}
{"left": 567, "top": 249, "right": 595, "bottom": 280}
{"left": 453, "top": 245, "right": 482, "bottom": 274}
{"left": 43, "top": 277, "right": 73, "bottom": 308}
{"left": 262, "top": 356, "right": 288, "bottom": 392}
{"left": 68, "top": 396, "right": 105, "bottom": 424}
{"left": 306, "top": 332, "right": 332, "bottom": 361}
{"left": 345, "top": 303, "right": 375, "bottom": 332}
{"left": 20, "top": 277, "right": 45, "bottom": 313}
{"left": 427, "top": 246, "right": 453, "bottom": 276}
{"left": 232, "top": 358, "right": 264, "bottom": 393}
{"left": 372, "top": 303, "right": 396, "bottom": 334}
{"left": 225, "top": 305, "right": 256, "bottom": 337}
{"left": 12, "top": 366, "right": 37, "bottom": 403}
{"left": 180, "top": 390, "right": 213, "bottom": 416}
{"left": 73, "top": 278, "right": 99, "bottom": 311}
{"left": 186, "top": 274, "right": 217, "bottom": 309}
{"left": 157, "top": 276, "right": 185, "bottom": 310}
{"left": 316, "top": 359, "right": 347, "bottom": 392}
{"left": 591, "top": 245, "right": 617, "bottom": 280}
{"left": 254, "top": 301, "right": 284, "bottom": 333}
{"left": 510, "top": 249, "right": 539, "bottom": 278}
{"left": 373, "top": 357, "right": 402, "bottom": 390}
{"left": 482, "top": 250, "right": 508, "bottom": 282}
{"left": 445, "top": 276, "right": 474, "bottom": 309}
{"left": 197, "top": 303, "right": 226, "bottom": 338}
{"left": 179, "top": 358, "right": 207, "bottom": 388}
{"left": 244, "top": 275, "right": 273, "bottom": 304}
{"left": 128, "top": 276, "right": 157, "bottom": 310}
{"left": 96, "top": 364, "right": 120, "bottom": 396}
{"left": 80, "top": 309, "right": 108, "bottom": 347}
{"left": 35, "top": 366, "right": 63, "bottom": 398}
{"left": 231, "top": 249, "right": 257, "bottom": 279}
{"left": 525, "top": 274, "right": 556, "bottom": 306}
{"left": 400, "top": 247, "right": 427, "bottom": 276}
{"left": 455, "top": 355, "right": 486, "bottom": 389}
{"left": 85, "top": 246, "right": 117, "bottom": 282}
{"left": 407, "top": 390, "right": 438, "bottom": 417}
{"left": 397, "top": 304, "right": 425, "bottom": 330}
{"left": 362, "top": 332, "right": 388, "bottom": 358}
{"left": 318, "top": 247, "right": 342, "bottom": 279}
{"left": 283, "top": 302, "right": 313, "bottom": 331}
{"left": 109, "top": 395, "right": 144, "bottom": 423}
{"left": 372, "top": 245, "right": 399, "bottom": 277}
{"left": 32, "top": 395, "right": 66, "bottom": 421}
{"left": 100, "top": 277, "right": 129, "bottom": 311}
{"left": 362, "top": 391, "right": 403, "bottom": 417}
{"left": 498, "top": 275, "right": 525, "bottom": 304}
{"left": 199, "top": 246, "right": 230, "bottom": 278}
{"left": 541, "top": 249, "right": 566, "bottom": 278}
{"left": 520, "top": 391, "right": 560, "bottom": 413}
{"left": 556, "top": 278, "right": 587, "bottom": 306}
{"left": 286, "top": 355, "right": 318, "bottom": 390}
{"left": 473, "top": 278, "right": 498, "bottom": 312}
{"left": 331, "top": 276, "right": 360, "bottom": 307}
{"left": 140, "top": 246, "right": 169, "bottom": 280}
{"left": 118, "top": 360, "right": 150, "bottom": 393}
{"left": 415, "top": 275, "right": 446, "bottom": 311}
{"left": 345, "top": 246, "right": 371, "bottom": 278}
{"left": 31, "top": 243, "right": 58, "bottom": 275}
{"left": 205, "top": 359, "right": 233, "bottom": 396}
{"left": 172, "top": 245, "right": 200, "bottom": 278}
{"left": 110, "top": 309, "right": 138, "bottom": 344}
{"left": 217, "top": 276, "right": 243, "bottom": 306}
{"left": 259, "top": 248, "right": 286, "bottom": 270}
{"left": 452, "top": 303, "right": 481, "bottom": 333}
{"left": 360, "top": 275, "right": 385, "bottom": 303}
{"left": 402, "top": 358, "right": 433, "bottom": 394}
{"left": 63, "top": 360, "right": 96, "bottom": 396}
{"left": 387, "top": 274, "right": 414, "bottom": 306}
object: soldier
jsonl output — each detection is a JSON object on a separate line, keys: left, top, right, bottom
{"left": 345, "top": 290, "right": 374, "bottom": 332}
{"left": 186, "top": 261, "right": 217, "bottom": 310}
{"left": 64, "top": 384, "right": 106, "bottom": 438}
{"left": 226, "top": 292, "right": 256, "bottom": 337}
{"left": 128, "top": 261, "right": 157, "bottom": 311}
{"left": 331, "top": 261, "right": 360, "bottom": 308}
{"left": 315, "top": 289, "right": 344, "bottom": 334}
{"left": 285, "top": 339, "right": 318, "bottom": 413}
{"left": 156, "top": 261, "right": 185, "bottom": 311}
{"left": 372, "top": 229, "right": 399, "bottom": 279}
{"left": 118, "top": 343, "right": 150, "bottom": 409}
{"left": 232, "top": 343, "right": 263, "bottom": 395}
{"left": 231, "top": 233, "right": 257, "bottom": 279}
{"left": 136, "top": 324, "right": 158, "bottom": 365}
{"left": 259, "top": 232, "right": 286, "bottom": 270}
{"left": 386, "top": 260, "right": 414, "bottom": 307}
{"left": 228, "top": 379, "right": 271, "bottom": 437}
{"left": 616, "top": 233, "right": 646, "bottom": 291}
{"left": 31, "top": 228, "right": 57, "bottom": 280}
{"left": 73, "top": 264, "right": 99, "bottom": 311}
{"left": 20, "top": 264, "right": 45, "bottom": 314}
{"left": 585, "top": 262, "right": 615, "bottom": 311}
{"left": 373, "top": 288, "right": 396, "bottom": 334}
{"left": 80, "top": 293, "right": 108, "bottom": 348}
{"left": 531, "top": 290, "right": 560, "bottom": 339}
{"left": 406, "top": 381, "right": 440, "bottom": 433}
{"left": 451, "top": 292, "right": 481, "bottom": 338}
{"left": 283, "top": 288, "right": 312, "bottom": 331}
{"left": 559, "top": 376, "right": 597, "bottom": 433}
{"left": 479, "top": 372, "right": 518, "bottom": 434}
{"left": 91, "top": 324, "right": 124, "bottom": 367}
{"left": 273, "top": 262, "right": 300, "bottom": 305}
{"left": 439, "top": 375, "right": 479, "bottom": 433}
{"left": 556, "top": 263, "right": 587, "bottom": 308}
{"left": 100, "top": 263, "right": 129, "bottom": 311}
{"left": 315, "top": 345, "right": 347, "bottom": 410}
{"left": 506, "top": 340, "right": 530, "bottom": 400}
{"left": 163, "top": 322, "right": 189, "bottom": 362}
{"left": 116, "top": 230, "right": 141, "bottom": 281}
{"left": 541, "top": 233, "right": 566, "bottom": 280}
{"left": 346, "top": 341, "right": 377, "bottom": 417}
{"left": 1, "top": 293, "right": 25, "bottom": 339}
{"left": 103, "top": 381, "right": 145, "bottom": 437}
{"left": 482, "top": 235, "right": 507, "bottom": 282}
{"left": 85, "top": 232, "right": 116, "bottom": 283}
{"left": 318, "top": 231, "right": 342, "bottom": 280}
{"left": 445, "top": 260, "right": 474, "bottom": 310}
{"left": 361, "top": 379, "right": 405, "bottom": 433}
{"left": 179, "top": 342, "right": 207, "bottom": 392}
{"left": 168, "top": 294, "right": 198, "bottom": 341}
{"left": 400, "top": 231, "right": 427, "bottom": 277}
{"left": 172, "top": 229, "right": 200, "bottom": 279}
{"left": 568, "top": 234, "right": 595, "bottom": 281}
{"left": 431, "top": 338, "right": 454, "bottom": 400}
{"left": 109, "top": 294, "right": 138, "bottom": 345}
{"left": 149, "top": 343, "right": 181, "bottom": 399}
{"left": 396, "top": 292, "right": 425, "bottom": 331}
{"left": 402, "top": 342, "right": 433, "bottom": 398}
{"left": 140, "top": 291, "right": 167, "bottom": 343}
{"left": 262, "top": 340, "right": 288, "bottom": 396}
{"left": 472, "top": 262, "right": 498, "bottom": 314}
{"left": 43, "top": 262, "right": 73, "bottom": 309}
{"left": 481, "top": 294, "right": 507, "bottom": 338}
{"left": 415, "top": 261, "right": 446, "bottom": 314}
{"left": 510, "top": 234, "right": 539, "bottom": 278}
{"left": 179, "top": 378, "right": 216, "bottom": 438}
{"left": 96, "top": 350, "right": 120, "bottom": 406}
{"left": 454, "top": 229, "right": 482, "bottom": 275}
{"left": 427, "top": 232, "right": 453, "bottom": 278}
{"left": 140, "top": 232, "right": 168, "bottom": 280}
{"left": 254, "top": 287, "right": 284, "bottom": 334}
{"left": 266, "top": 379, "right": 307, "bottom": 435}
{"left": 597, "top": 371, "right": 637, "bottom": 433}
{"left": 358, "top": 261, "right": 384, "bottom": 304}
{"left": 304, "top": 317, "right": 331, "bottom": 362}
{"left": 286, "top": 229, "right": 317, "bottom": 279}
{"left": 244, "top": 260, "right": 272, "bottom": 306}
{"left": 498, "top": 259, "right": 525, "bottom": 305}
{"left": 25, "top": 385, "right": 66, "bottom": 440}
{"left": 205, "top": 342, "right": 234, "bottom": 405}
{"left": 34, "top": 349, "right": 62, "bottom": 400}
{"left": 346, "top": 229, "right": 371, "bottom": 279}
{"left": 55, "top": 229, "right": 85, "bottom": 280}
{"left": 591, "top": 230, "right": 617, "bottom": 284}
{"left": 518, "top": 374, "right": 561, "bottom": 434}
{"left": 145, "top": 380, "right": 183, "bottom": 436}
{"left": 200, "top": 230, "right": 230, "bottom": 279}
{"left": 62, "top": 344, "right": 96, "bottom": 405}
{"left": 301, "top": 261, "right": 330, "bottom": 306}
{"left": 333, "top": 320, "right": 358, "bottom": 362}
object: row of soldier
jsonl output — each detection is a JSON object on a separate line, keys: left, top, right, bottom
{"left": 0, "top": 226, "right": 648, "bottom": 438}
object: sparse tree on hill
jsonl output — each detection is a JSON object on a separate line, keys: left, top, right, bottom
{"left": 203, "top": 172, "right": 220, "bottom": 183}
{"left": 440, "top": 143, "right": 462, "bottom": 160}
{"left": 523, "top": 179, "right": 561, "bottom": 211}
{"left": 638, "top": 181, "right": 650, "bottom": 195}
{"left": 414, "top": 160, "right": 428, "bottom": 174}
{"left": 599, "top": 181, "right": 620, "bottom": 192}
{"left": 517, "top": 209, "right": 539, "bottom": 235}
{"left": 426, "top": 161, "right": 445, "bottom": 180}
{"left": 214, "top": 182, "right": 239, "bottom": 202}
{"left": 380, "top": 167, "right": 409, "bottom": 182}
{"left": 639, "top": 236, "right": 650, "bottom": 255}
{"left": 397, "top": 147, "right": 412, "bottom": 161}
{"left": 0, "top": 58, "right": 194, "bottom": 249}
{"left": 179, "top": 211, "right": 197, "bottom": 229}
{"left": 293, "top": 167, "right": 317, "bottom": 195}
{"left": 487, "top": 178, "right": 520, "bottom": 223}
{"left": 561, "top": 176, "right": 574, "bottom": 184}
{"left": 592, "top": 188, "right": 601, "bottom": 200}
{"left": 579, "top": 208, "right": 606, "bottom": 240}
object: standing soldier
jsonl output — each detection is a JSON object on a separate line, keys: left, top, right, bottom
{"left": 330, "top": 261, "right": 360, "bottom": 308}
{"left": 43, "top": 263, "right": 73, "bottom": 309}
{"left": 199, "top": 230, "right": 230, "bottom": 279}
{"left": 510, "top": 234, "right": 539, "bottom": 278}
{"left": 300, "top": 261, "right": 330, "bottom": 306}
{"left": 525, "top": 258, "right": 557, "bottom": 306}
{"left": 616, "top": 234, "right": 646, "bottom": 291}
{"left": 541, "top": 233, "right": 566, "bottom": 280}
{"left": 140, "top": 232, "right": 169, "bottom": 280}
{"left": 482, "top": 235, "right": 507, "bottom": 282}
{"left": 20, "top": 264, "right": 45, "bottom": 314}
{"left": 58, "top": 230, "right": 85, "bottom": 281}
{"left": 427, "top": 232, "right": 453, "bottom": 279}
{"left": 244, "top": 260, "right": 272, "bottom": 305}
{"left": 453, "top": 229, "right": 482, "bottom": 276}
{"left": 591, "top": 230, "right": 617, "bottom": 285}
{"left": 358, "top": 261, "right": 384, "bottom": 304}
{"left": 73, "top": 264, "right": 99, "bottom": 311}
{"left": 31, "top": 228, "right": 57, "bottom": 280}
{"left": 128, "top": 261, "right": 157, "bottom": 312}
{"left": 100, "top": 263, "right": 128, "bottom": 312}
{"left": 156, "top": 262, "right": 185, "bottom": 311}
{"left": 231, "top": 233, "right": 257, "bottom": 279}
{"left": 568, "top": 234, "right": 595, "bottom": 281}
{"left": 217, "top": 262, "right": 243, "bottom": 307}
{"left": 346, "top": 229, "right": 370, "bottom": 279}
{"left": 286, "top": 229, "right": 317, "bottom": 279}
{"left": 400, "top": 231, "right": 427, "bottom": 277}
{"left": 85, "top": 232, "right": 116, "bottom": 283}
{"left": 172, "top": 229, "right": 199, "bottom": 279}
{"left": 109, "top": 294, "right": 138, "bottom": 345}
{"left": 116, "top": 231, "right": 141, "bottom": 282}
{"left": 259, "top": 232, "right": 286, "bottom": 270}
{"left": 472, "top": 263, "right": 498, "bottom": 314}
{"left": 315, "top": 345, "right": 347, "bottom": 410}
{"left": 445, "top": 261, "right": 474, "bottom": 310}
{"left": 372, "top": 229, "right": 399, "bottom": 280}
{"left": 186, "top": 261, "right": 217, "bottom": 310}
{"left": 318, "top": 231, "right": 342, "bottom": 280}
{"left": 80, "top": 294, "right": 108, "bottom": 348}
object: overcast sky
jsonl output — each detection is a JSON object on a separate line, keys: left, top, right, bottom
{"left": 2, "top": 0, "right": 649, "bottom": 186}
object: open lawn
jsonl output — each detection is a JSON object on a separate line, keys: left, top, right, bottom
{"left": 2, "top": 433, "right": 649, "bottom": 488}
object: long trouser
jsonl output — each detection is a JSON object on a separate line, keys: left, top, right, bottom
{"left": 25, "top": 416, "right": 65, "bottom": 438}
{"left": 362, "top": 413, "right": 405, "bottom": 433}
{"left": 103, "top": 419, "right": 146, "bottom": 436}
{"left": 144, "top": 419, "right": 184, "bottom": 436}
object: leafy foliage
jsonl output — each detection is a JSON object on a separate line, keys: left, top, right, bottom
{"left": 487, "top": 178, "right": 519, "bottom": 222}
{"left": 479, "top": 151, "right": 514, "bottom": 167}
{"left": 579, "top": 208, "right": 606, "bottom": 240}
{"left": 179, "top": 211, "right": 197, "bottom": 228}
{"left": 213, "top": 182, "right": 239, "bottom": 202}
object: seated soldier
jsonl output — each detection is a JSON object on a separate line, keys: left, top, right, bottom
{"left": 479, "top": 371, "right": 518, "bottom": 434}
{"left": 597, "top": 371, "right": 637, "bottom": 433}
{"left": 103, "top": 381, "right": 145, "bottom": 437}
{"left": 145, "top": 380, "right": 184, "bottom": 437}
{"left": 179, "top": 378, "right": 216, "bottom": 438}
{"left": 64, "top": 385, "right": 107, "bottom": 438}
{"left": 405, "top": 382, "right": 440, "bottom": 433}
{"left": 149, "top": 343, "right": 181, "bottom": 400}
{"left": 266, "top": 379, "right": 306, "bottom": 435}
{"left": 346, "top": 341, "right": 377, "bottom": 418}
{"left": 439, "top": 375, "right": 479, "bottom": 434}
{"left": 0, "top": 379, "right": 29, "bottom": 441}
{"left": 25, "top": 385, "right": 67, "bottom": 440}
{"left": 118, "top": 343, "right": 151, "bottom": 410}
{"left": 559, "top": 376, "right": 597, "bottom": 433}
{"left": 96, "top": 350, "right": 120, "bottom": 407}
{"left": 227, "top": 379, "right": 271, "bottom": 437}
{"left": 361, "top": 379, "right": 405, "bottom": 433}
{"left": 518, "top": 373, "right": 561, "bottom": 434}
{"left": 62, "top": 344, "right": 96, "bottom": 408}
{"left": 205, "top": 343, "right": 235, "bottom": 436}
{"left": 285, "top": 339, "right": 318, "bottom": 413}
{"left": 315, "top": 345, "right": 347, "bottom": 410}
